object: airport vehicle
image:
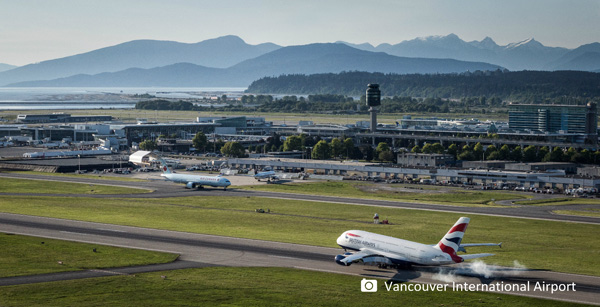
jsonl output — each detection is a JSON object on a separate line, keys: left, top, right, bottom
{"left": 335, "top": 217, "right": 501, "bottom": 268}
{"left": 159, "top": 159, "right": 231, "bottom": 190}
{"left": 254, "top": 170, "right": 278, "bottom": 182}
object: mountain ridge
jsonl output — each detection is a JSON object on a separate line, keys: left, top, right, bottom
{"left": 338, "top": 34, "right": 599, "bottom": 71}
{"left": 3, "top": 34, "right": 600, "bottom": 88}
{"left": 7, "top": 43, "right": 503, "bottom": 87}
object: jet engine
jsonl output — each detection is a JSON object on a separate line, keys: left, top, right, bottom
{"left": 186, "top": 182, "right": 196, "bottom": 189}
{"left": 334, "top": 252, "right": 353, "bottom": 266}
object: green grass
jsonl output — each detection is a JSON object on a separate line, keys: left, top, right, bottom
{"left": 0, "top": 267, "right": 576, "bottom": 307}
{"left": 242, "top": 181, "right": 525, "bottom": 206}
{"left": 553, "top": 208, "right": 600, "bottom": 218}
{"left": 0, "top": 195, "right": 598, "bottom": 276}
{"left": 8, "top": 171, "right": 147, "bottom": 182}
{"left": 0, "top": 177, "right": 150, "bottom": 194}
{"left": 0, "top": 233, "right": 178, "bottom": 278}
{"left": 515, "top": 197, "right": 600, "bottom": 206}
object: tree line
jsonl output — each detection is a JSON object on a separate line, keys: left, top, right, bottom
{"left": 246, "top": 70, "right": 600, "bottom": 104}
{"left": 139, "top": 131, "right": 600, "bottom": 165}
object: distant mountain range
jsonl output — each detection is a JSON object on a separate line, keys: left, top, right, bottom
{"left": 8, "top": 44, "right": 502, "bottom": 87}
{"left": 0, "top": 63, "right": 16, "bottom": 73}
{"left": 2, "top": 34, "right": 599, "bottom": 87}
{"left": 339, "top": 34, "right": 600, "bottom": 71}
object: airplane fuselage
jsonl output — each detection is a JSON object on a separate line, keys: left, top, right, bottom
{"left": 161, "top": 173, "right": 231, "bottom": 189}
{"left": 336, "top": 230, "right": 453, "bottom": 266}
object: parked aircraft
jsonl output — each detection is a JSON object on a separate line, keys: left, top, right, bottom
{"left": 254, "top": 170, "right": 278, "bottom": 182}
{"left": 335, "top": 217, "right": 501, "bottom": 268}
{"left": 159, "top": 159, "right": 231, "bottom": 190}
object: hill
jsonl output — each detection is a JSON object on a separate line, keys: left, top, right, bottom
{"left": 0, "top": 63, "right": 16, "bottom": 73}
{"left": 8, "top": 44, "right": 503, "bottom": 87}
{"left": 0, "top": 35, "right": 280, "bottom": 86}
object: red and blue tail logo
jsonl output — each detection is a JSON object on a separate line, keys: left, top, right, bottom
{"left": 436, "top": 217, "right": 470, "bottom": 263}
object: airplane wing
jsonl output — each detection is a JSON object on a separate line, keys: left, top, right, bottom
{"left": 458, "top": 242, "right": 502, "bottom": 252}
{"left": 338, "top": 249, "right": 379, "bottom": 265}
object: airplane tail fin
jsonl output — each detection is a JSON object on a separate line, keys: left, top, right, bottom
{"left": 436, "top": 217, "right": 470, "bottom": 263}
{"left": 157, "top": 158, "right": 172, "bottom": 174}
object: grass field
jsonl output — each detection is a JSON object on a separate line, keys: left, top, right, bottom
{"left": 9, "top": 171, "right": 148, "bottom": 182}
{"left": 0, "top": 177, "right": 149, "bottom": 194}
{"left": 0, "top": 195, "right": 598, "bottom": 276}
{"left": 514, "top": 197, "right": 600, "bottom": 206}
{"left": 0, "top": 267, "right": 576, "bottom": 307}
{"left": 243, "top": 181, "right": 527, "bottom": 206}
{"left": 0, "top": 233, "right": 177, "bottom": 278}
{"left": 553, "top": 208, "right": 600, "bottom": 218}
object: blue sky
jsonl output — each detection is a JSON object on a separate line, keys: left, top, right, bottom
{"left": 1, "top": 0, "right": 599, "bottom": 66}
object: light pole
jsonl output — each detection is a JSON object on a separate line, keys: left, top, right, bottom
{"left": 78, "top": 154, "right": 81, "bottom": 174}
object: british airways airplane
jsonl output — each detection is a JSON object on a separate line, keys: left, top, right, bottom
{"left": 158, "top": 159, "right": 231, "bottom": 190}
{"left": 335, "top": 217, "right": 501, "bottom": 268}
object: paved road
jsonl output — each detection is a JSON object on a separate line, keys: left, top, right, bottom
{"left": 1, "top": 172, "right": 598, "bottom": 224}
{"left": 0, "top": 213, "right": 598, "bottom": 305}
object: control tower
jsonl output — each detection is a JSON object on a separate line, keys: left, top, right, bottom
{"left": 366, "top": 84, "right": 381, "bottom": 133}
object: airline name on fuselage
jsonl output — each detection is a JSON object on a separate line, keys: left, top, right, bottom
{"left": 349, "top": 237, "right": 376, "bottom": 248}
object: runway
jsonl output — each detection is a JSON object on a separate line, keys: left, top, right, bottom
{"left": 0, "top": 212, "right": 599, "bottom": 305}
{"left": 0, "top": 172, "right": 598, "bottom": 224}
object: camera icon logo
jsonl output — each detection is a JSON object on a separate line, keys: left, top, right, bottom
{"left": 361, "top": 278, "right": 378, "bottom": 292}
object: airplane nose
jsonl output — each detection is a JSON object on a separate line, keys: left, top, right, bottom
{"left": 336, "top": 234, "right": 345, "bottom": 245}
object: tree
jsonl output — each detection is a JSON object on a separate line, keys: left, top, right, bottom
{"left": 411, "top": 145, "right": 421, "bottom": 153}
{"left": 431, "top": 143, "right": 444, "bottom": 154}
{"left": 511, "top": 146, "right": 523, "bottom": 162}
{"left": 458, "top": 150, "right": 474, "bottom": 161}
{"left": 485, "top": 145, "right": 497, "bottom": 160}
{"left": 523, "top": 145, "right": 537, "bottom": 162}
{"left": 343, "top": 138, "right": 355, "bottom": 159}
{"left": 537, "top": 146, "right": 549, "bottom": 162}
{"left": 565, "top": 147, "right": 577, "bottom": 162}
{"left": 545, "top": 147, "right": 564, "bottom": 162}
{"left": 220, "top": 141, "right": 245, "bottom": 158}
{"left": 486, "top": 151, "right": 501, "bottom": 160}
{"left": 283, "top": 135, "right": 303, "bottom": 152}
{"left": 375, "top": 142, "right": 390, "bottom": 158}
{"left": 379, "top": 150, "right": 394, "bottom": 162}
{"left": 498, "top": 145, "right": 510, "bottom": 160}
{"left": 473, "top": 143, "right": 484, "bottom": 160}
{"left": 192, "top": 132, "right": 208, "bottom": 153}
{"left": 421, "top": 143, "right": 434, "bottom": 154}
{"left": 139, "top": 140, "right": 156, "bottom": 151}
{"left": 311, "top": 140, "right": 331, "bottom": 160}
{"left": 330, "top": 138, "right": 343, "bottom": 158}
{"left": 447, "top": 144, "right": 458, "bottom": 158}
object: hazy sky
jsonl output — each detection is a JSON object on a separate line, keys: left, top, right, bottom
{"left": 1, "top": 0, "right": 599, "bottom": 66}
